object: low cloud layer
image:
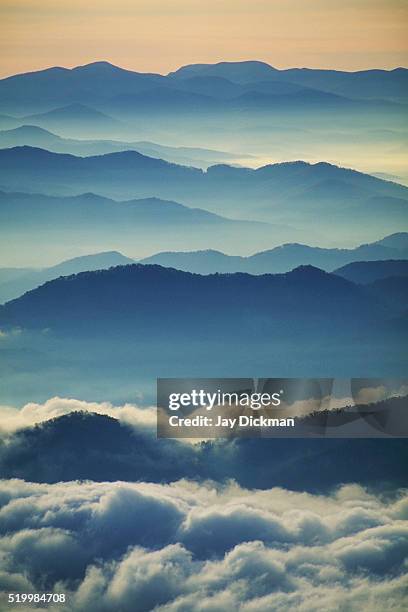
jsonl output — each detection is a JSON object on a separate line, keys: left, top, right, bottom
{"left": 0, "top": 397, "right": 407, "bottom": 492}
{"left": 1, "top": 386, "right": 407, "bottom": 434}
{"left": 0, "top": 479, "right": 407, "bottom": 611}
{"left": 0, "top": 397, "right": 157, "bottom": 434}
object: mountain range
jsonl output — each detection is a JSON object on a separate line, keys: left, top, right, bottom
{"left": 169, "top": 61, "right": 408, "bottom": 103}
{"left": 0, "top": 234, "right": 406, "bottom": 303}
{"left": 1, "top": 52, "right": 407, "bottom": 612}
{"left": 24, "top": 102, "right": 123, "bottom": 128}
{"left": 335, "top": 258, "right": 408, "bottom": 284}
{"left": 0, "top": 60, "right": 406, "bottom": 189}
{"left": 0, "top": 59, "right": 407, "bottom": 406}
{"left": 0, "top": 125, "right": 248, "bottom": 168}
{"left": 140, "top": 233, "right": 408, "bottom": 275}
{"left": 0, "top": 147, "right": 406, "bottom": 239}
{"left": 0, "top": 189, "right": 253, "bottom": 228}
{"left": 0, "top": 60, "right": 406, "bottom": 192}
{"left": 0, "top": 263, "right": 397, "bottom": 337}
{"left": 0, "top": 187, "right": 283, "bottom": 268}
{"left": 0, "top": 61, "right": 406, "bottom": 117}
{"left": 1, "top": 263, "right": 406, "bottom": 405}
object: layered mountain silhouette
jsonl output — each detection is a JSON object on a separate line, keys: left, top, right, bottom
{"left": 0, "top": 189, "right": 261, "bottom": 228}
{"left": 0, "top": 61, "right": 405, "bottom": 196}
{"left": 19, "top": 103, "right": 128, "bottom": 138}
{"left": 2, "top": 234, "right": 406, "bottom": 303}
{"left": 0, "top": 187, "right": 275, "bottom": 272}
{"left": 0, "top": 185, "right": 289, "bottom": 268}
{"left": 334, "top": 259, "right": 408, "bottom": 284}
{"left": 0, "top": 62, "right": 164, "bottom": 114}
{"left": 229, "top": 89, "right": 356, "bottom": 111}
{"left": 101, "top": 86, "right": 362, "bottom": 116}
{"left": 0, "top": 147, "right": 203, "bottom": 199}
{"left": 24, "top": 103, "right": 122, "bottom": 129}
{"left": 0, "top": 125, "right": 247, "bottom": 168}
{"left": 0, "top": 59, "right": 407, "bottom": 407}
{"left": 170, "top": 61, "right": 408, "bottom": 102}
{"left": 0, "top": 61, "right": 406, "bottom": 116}
{"left": 1, "top": 264, "right": 405, "bottom": 405}
{"left": 0, "top": 251, "right": 133, "bottom": 303}
{"left": 0, "top": 148, "right": 406, "bottom": 236}
{"left": 376, "top": 232, "right": 408, "bottom": 249}
{"left": 169, "top": 61, "right": 281, "bottom": 83}
{"left": 140, "top": 233, "right": 408, "bottom": 275}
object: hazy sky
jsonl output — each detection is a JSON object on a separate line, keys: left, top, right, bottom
{"left": 1, "top": 0, "right": 407, "bottom": 77}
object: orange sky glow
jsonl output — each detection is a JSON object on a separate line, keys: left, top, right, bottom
{"left": 1, "top": 0, "right": 407, "bottom": 77}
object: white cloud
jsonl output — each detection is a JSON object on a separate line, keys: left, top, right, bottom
{"left": 0, "top": 397, "right": 156, "bottom": 434}
{"left": 1, "top": 385, "right": 406, "bottom": 437}
{"left": 0, "top": 479, "right": 406, "bottom": 611}
{"left": 355, "top": 384, "right": 408, "bottom": 405}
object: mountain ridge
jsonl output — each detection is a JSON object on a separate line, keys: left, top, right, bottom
{"left": 0, "top": 411, "right": 407, "bottom": 492}
{"left": 0, "top": 263, "right": 392, "bottom": 339}
{"left": 1, "top": 60, "right": 407, "bottom": 116}
{"left": 0, "top": 148, "right": 406, "bottom": 248}
{"left": 0, "top": 125, "right": 248, "bottom": 168}
{"left": 1, "top": 233, "right": 406, "bottom": 302}
{"left": 334, "top": 260, "right": 408, "bottom": 284}
{"left": 1, "top": 145, "right": 407, "bottom": 195}
{"left": 2, "top": 408, "right": 407, "bottom": 489}
{"left": 139, "top": 234, "right": 408, "bottom": 274}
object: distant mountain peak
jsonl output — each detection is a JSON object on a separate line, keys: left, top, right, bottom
{"left": 214, "top": 60, "right": 276, "bottom": 69}
{"left": 23, "top": 103, "right": 120, "bottom": 125}
{"left": 0, "top": 145, "right": 77, "bottom": 161}
{"left": 3, "top": 124, "right": 53, "bottom": 135}
{"left": 71, "top": 191, "right": 111, "bottom": 202}
{"left": 376, "top": 232, "right": 408, "bottom": 241}
{"left": 288, "top": 264, "right": 330, "bottom": 276}
{"left": 74, "top": 60, "right": 119, "bottom": 70}
{"left": 374, "top": 232, "right": 408, "bottom": 249}
{"left": 49, "top": 251, "right": 134, "bottom": 270}
{"left": 44, "top": 102, "right": 109, "bottom": 116}
{"left": 59, "top": 102, "right": 91, "bottom": 111}
{"left": 71, "top": 60, "right": 158, "bottom": 78}
{"left": 169, "top": 60, "right": 277, "bottom": 82}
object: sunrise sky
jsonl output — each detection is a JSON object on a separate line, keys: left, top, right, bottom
{"left": 1, "top": 0, "right": 407, "bottom": 77}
